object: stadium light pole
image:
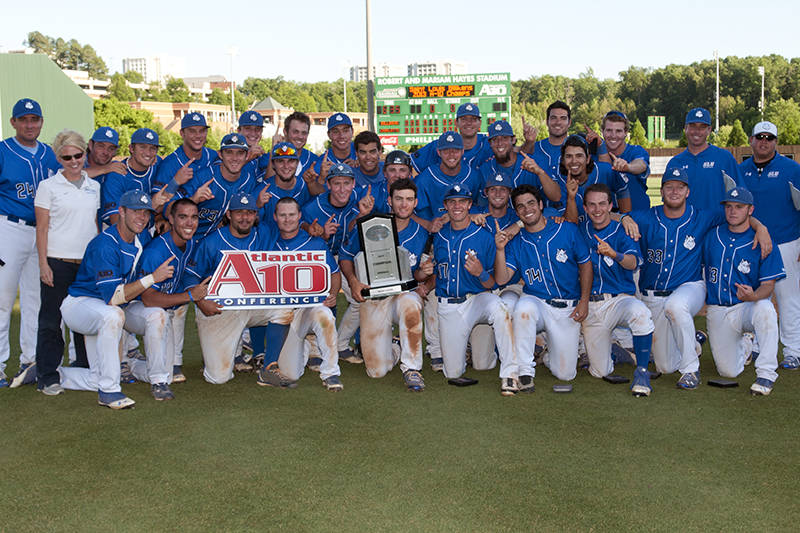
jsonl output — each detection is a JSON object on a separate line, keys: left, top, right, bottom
{"left": 714, "top": 50, "right": 720, "bottom": 133}
{"left": 758, "top": 65, "right": 765, "bottom": 120}
{"left": 365, "top": 0, "right": 375, "bottom": 132}
{"left": 228, "top": 46, "right": 238, "bottom": 132}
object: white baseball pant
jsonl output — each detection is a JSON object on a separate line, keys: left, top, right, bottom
{"left": 582, "top": 295, "right": 654, "bottom": 378}
{"left": 196, "top": 307, "right": 294, "bottom": 384}
{"left": 774, "top": 237, "right": 800, "bottom": 360}
{"left": 513, "top": 295, "right": 580, "bottom": 381}
{"left": 706, "top": 300, "right": 779, "bottom": 382}
{"left": 0, "top": 219, "right": 39, "bottom": 373}
{"left": 359, "top": 291, "right": 423, "bottom": 377}
{"left": 278, "top": 305, "right": 340, "bottom": 381}
{"left": 437, "top": 292, "right": 515, "bottom": 379}
{"left": 640, "top": 280, "right": 706, "bottom": 375}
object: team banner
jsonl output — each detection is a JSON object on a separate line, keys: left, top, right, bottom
{"left": 206, "top": 250, "right": 330, "bottom": 309}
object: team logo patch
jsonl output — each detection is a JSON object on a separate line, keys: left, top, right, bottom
{"left": 603, "top": 255, "right": 614, "bottom": 267}
{"left": 105, "top": 129, "right": 113, "bottom": 138}
{"left": 25, "top": 101, "right": 33, "bottom": 109}
{"left": 737, "top": 259, "right": 751, "bottom": 274}
{"left": 556, "top": 249, "right": 568, "bottom": 263}
{"left": 683, "top": 235, "right": 696, "bottom": 250}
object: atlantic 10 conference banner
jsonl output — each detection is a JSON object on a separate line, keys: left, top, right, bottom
{"left": 206, "top": 250, "right": 330, "bottom": 309}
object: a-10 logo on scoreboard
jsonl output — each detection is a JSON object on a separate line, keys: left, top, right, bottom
{"left": 207, "top": 250, "right": 330, "bottom": 309}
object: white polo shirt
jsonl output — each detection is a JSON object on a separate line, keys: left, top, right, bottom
{"left": 34, "top": 170, "right": 100, "bottom": 259}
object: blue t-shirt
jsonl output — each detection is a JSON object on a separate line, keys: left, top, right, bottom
{"left": 0, "top": 137, "right": 59, "bottom": 222}
{"left": 433, "top": 222, "right": 496, "bottom": 298}
{"left": 579, "top": 219, "right": 641, "bottom": 295}
{"left": 666, "top": 145, "right": 741, "bottom": 210}
{"left": 739, "top": 153, "right": 800, "bottom": 245}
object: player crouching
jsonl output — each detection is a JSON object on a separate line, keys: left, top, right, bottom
{"left": 339, "top": 179, "right": 431, "bottom": 391}
{"left": 703, "top": 187, "right": 785, "bottom": 395}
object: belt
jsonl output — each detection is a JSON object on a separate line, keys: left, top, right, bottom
{"left": 545, "top": 298, "right": 578, "bottom": 308}
{"left": 0, "top": 214, "right": 35, "bottom": 227}
{"left": 643, "top": 289, "right": 673, "bottom": 297}
{"left": 52, "top": 257, "right": 82, "bottom": 264}
{"left": 588, "top": 293, "right": 619, "bottom": 302}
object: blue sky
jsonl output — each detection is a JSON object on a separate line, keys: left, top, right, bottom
{"left": 2, "top": 0, "right": 798, "bottom": 83}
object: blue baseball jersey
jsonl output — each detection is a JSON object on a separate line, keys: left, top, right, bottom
{"left": 301, "top": 191, "right": 361, "bottom": 256}
{"left": 557, "top": 162, "right": 630, "bottom": 222}
{"left": 138, "top": 232, "right": 197, "bottom": 306}
{"left": 68, "top": 225, "right": 151, "bottom": 303}
{"left": 415, "top": 164, "right": 482, "bottom": 221}
{"left": 629, "top": 205, "right": 725, "bottom": 292}
{"left": 703, "top": 225, "right": 785, "bottom": 306}
{"left": 504, "top": 221, "right": 590, "bottom": 300}
{"left": 603, "top": 143, "right": 651, "bottom": 210}
{"left": 275, "top": 229, "right": 339, "bottom": 274}
{"left": 152, "top": 146, "right": 218, "bottom": 194}
{"left": 411, "top": 134, "right": 493, "bottom": 173}
{"left": 313, "top": 145, "right": 357, "bottom": 173}
{"left": 666, "top": 145, "right": 741, "bottom": 210}
{"left": 258, "top": 175, "right": 313, "bottom": 223}
{"left": 0, "top": 137, "right": 59, "bottom": 222}
{"left": 100, "top": 158, "right": 160, "bottom": 224}
{"left": 579, "top": 219, "right": 641, "bottom": 295}
{"left": 739, "top": 153, "right": 800, "bottom": 245}
{"left": 341, "top": 218, "right": 429, "bottom": 274}
{"left": 433, "top": 222, "right": 496, "bottom": 298}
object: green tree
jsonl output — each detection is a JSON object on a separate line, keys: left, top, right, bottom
{"left": 629, "top": 119, "right": 648, "bottom": 147}
{"left": 726, "top": 119, "right": 748, "bottom": 146}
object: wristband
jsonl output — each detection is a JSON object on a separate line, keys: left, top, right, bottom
{"left": 187, "top": 290, "right": 194, "bottom": 302}
{"left": 478, "top": 270, "right": 490, "bottom": 283}
{"left": 165, "top": 178, "right": 180, "bottom": 195}
{"left": 140, "top": 274, "right": 154, "bottom": 289}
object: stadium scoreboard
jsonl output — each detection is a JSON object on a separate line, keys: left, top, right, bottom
{"left": 375, "top": 72, "right": 512, "bottom": 146}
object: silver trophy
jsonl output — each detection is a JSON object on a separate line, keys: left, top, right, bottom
{"left": 353, "top": 213, "right": 418, "bottom": 298}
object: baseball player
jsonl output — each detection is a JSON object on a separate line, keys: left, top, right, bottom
{"left": 0, "top": 98, "right": 59, "bottom": 388}
{"left": 578, "top": 184, "right": 655, "bottom": 396}
{"left": 494, "top": 184, "right": 592, "bottom": 390}
{"left": 665, "top": 107, "right": 741, "bottom": 209}
{"left": 151, "top": 112, "right": 218, "bottom": 200}
{"left": 411, "top": 102, "right": 493, "bottom": 173}
{"left": 58, "top": 190, "right": 175, "bottom": 408}
{"left": 182, "top": 191, "right": 294, "bottom": 385}
{"left": 739, "top": 121, "right": 800, "bottom": 370}
{"left": 596, "top": 111, "right": 652, "bottom": 210}
{"left": 620, "top": 168, "right": 772, "bottom": 389}
{"left": 84, "top": 127, "right": 126, "bottom": 184}
{"left": 521, "top": 101, "right": 572, "bottom": 179}
{"left": 259, "top": 197, "right": 343, "bottom": 391}
{"left": 339, "top": 178, "right": 431, "bottom": 390}
{"left": 702, "top": 187, "right": 785, "bottom": 395}
{"left": 433, "top": 184, "right": 516, "bottom": 395}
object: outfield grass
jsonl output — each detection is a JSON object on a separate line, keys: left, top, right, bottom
{"left": 2, "top": 303, "right": 799, "bottom": 532}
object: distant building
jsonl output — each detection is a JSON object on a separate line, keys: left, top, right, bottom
{"left": 122, "top": 56, "right": 185, "bottom": 84}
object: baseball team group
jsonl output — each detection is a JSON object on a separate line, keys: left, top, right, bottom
{"left": 1, "top": 95, "right": 799, "bottom": 409}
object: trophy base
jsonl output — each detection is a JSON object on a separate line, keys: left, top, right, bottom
{"left": 361, "top": 279, "right": 418, "bottom": 299}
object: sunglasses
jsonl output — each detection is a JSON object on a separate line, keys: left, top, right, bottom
{"left": 754, "top": 134, "right": 776, "bottom": 141}
{"left": 59, "top": 152, "right": 84, "bottom": 161}
{"left": 273, "top": 145, "right": 297, "bottom": 156}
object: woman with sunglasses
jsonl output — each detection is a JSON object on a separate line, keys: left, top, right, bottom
{"left": 33, "top": 130, "right": 101, "bottom": 395}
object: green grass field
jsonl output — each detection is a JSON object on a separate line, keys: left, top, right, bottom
{"left": 2, "top": 302, "right": 799, "bottom": 532}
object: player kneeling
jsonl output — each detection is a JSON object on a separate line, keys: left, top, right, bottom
{"left": 703, "top": 187, "right": 785, "bottom": 395}
{"left": 260, "top": 197, "right": 343, "bottom": 391}
{"left": 578, "top": 185, "right": 655, "bottom": 396}
{"left": 339, "top": 179, "right": 432, "bottom": 391}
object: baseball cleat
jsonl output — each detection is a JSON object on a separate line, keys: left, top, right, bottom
{"left": 518, "top": 375, "right": 535, "bottom": 393}
{"left": 307, "top": 357, "right": 322, "bottom": 372}
{"left": 234, "top": 354, "right": 254, "bottom": 372}
{"left": 322, "top": 375, "right": 344, "bottom": 391}
{"left": 338, "top": 348, "right": 363, "bottom": 364}
{"left": 500, "top": 377, "right": 519, "bottom": 396}
{"left": 38, "top": 382, "right": 64, "bottom": 396}
{"left": 631, "top": 366, "right": 651, "bottom": 397}
{"left": 97, "top": 391, "right": 135, "bottom": 410}
{"left": 779, "top": 355, "right": 800, "bottom": 370}
{"left": 676, "top": 371, "right": 700, "bottom": 390}
{"left": 119, "top": 361, "right": 137, "bottom": 384}
{"left": 257, "top": 362, "right": 297, "bottom": 389}
{"left": 402, "top": 370, "right": 425, "bottom": 391}
{"left": 172, "top": 365, "right": 186, "bottom": 383}
{"left": 749, "top": 377, "right": 775, "bottom": 396}
{"left": 10, "top": 362, "right": 36, "bottom": 388}
{"left": 430, "top": 357, "right": 444, "bottom": 372}
{"left": 610, "top": 343, "right": 636, "bottom": 365}
{"left": 151, "top": 383, "right": 175, "bottom": 401}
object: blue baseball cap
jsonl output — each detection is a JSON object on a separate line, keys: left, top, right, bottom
{"left": 327, "top": 163, "right": 355, "bottom": 180}
{"left": 484, "top": 173, "right": 513, "bottom": 189}
{"left": 229, "top": 192, "right": 257, "bottom": 211}
{"left": 721, "top": 186, "right": 754, "bottom": 205}
{"left": 91, "top": 127, "right": 119, "bottom": 146}
{"left": 662, "top": 166, "right": 689, "bottom": 186}
{"left": 456, "top": 103, "right": 480, "bottom": 118}
{"left": 271, "top": 142, "right": 299, "bottom": 160}
{"left": 488, "top": 120, "right": 514, "bottom": 139}
{"left": 12, "top": 98, "right": 42, "bottom": 118}
{"left": 119, "top": 189, "right": 155, "bottom": 211}
{"left": 220, "top": 133, "right": 248, "bottom": 151}
{"left": 443, "top": 184, "right": 472, "bottom": 200}
{"left": 130, "top": 128, "right": 161, "bottom": 146}
{"left": 437, "top": 132, "right": 464, "bottom": 150}
{"left": 238, "top": 111, "right": 264, "bottom": 127}
{"left": 327, "top": 113, "right": 352, "bottom": 130}
{"left": 181, "top": 112, "right": 208, "bottom": 129}
{"left": 685, "top": 107, "right": 711, "bottom": 126}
